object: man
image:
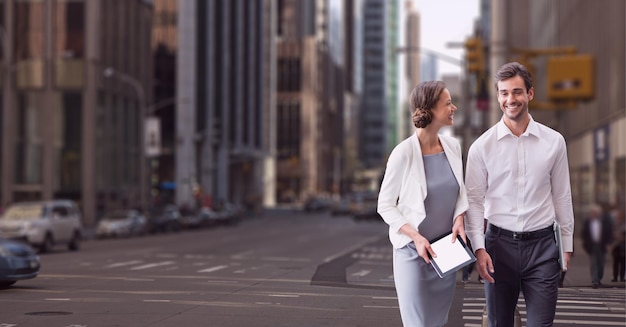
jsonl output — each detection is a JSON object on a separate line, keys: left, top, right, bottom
{"left": 465, "top": 62, "right": 574, "bottom": 326}
{"left": 582, "top": 203, "right": 613, "bottom": 288}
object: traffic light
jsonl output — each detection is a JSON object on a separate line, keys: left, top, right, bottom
{"left": 465, "top": 37, "right": 485, "bottom": 74}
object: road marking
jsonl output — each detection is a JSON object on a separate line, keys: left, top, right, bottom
{"left": 555, "top": 311, "right": 625, "bottom": 318}
{"left": 323, "top": 235, "right": 381, "bottom": 263}
{"left": 105, "top": 260, "right": 143, "bottom": 268}
{"left": 121, "top": 278, "right": 155, "bottom": 282}
{"left": 130, "top": 261, "right": 175, "bottom": 270}
{"left": 45, "top": 298, "right": 70, "bottom": 301}
{"left": 552, "top": 319, "right": 625, "bottom": 326}
{"left": 372, "top": 296, "right": 397, "bottom": 300}
{"left": 268, "top": 294, "right": 299, "bottom": 298}
{"left": 363, "top": 305, "right": 398, "bottom": 309}
{"left": 261, "top": 256, "right": 310, "bottom": 262}
{"left": 231, "top": 250, "right": 255, "bottom": 260}
{"left": 144, "top": 299, "right": 171, "bottom": 303}
{"left": 352, "top": 270, "right": 371, "bottom": 277}
{"left": 197, "top": 265, "right": 228, "bottom": 273}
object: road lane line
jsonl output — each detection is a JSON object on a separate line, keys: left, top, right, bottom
{"left": 352, "top": 270, "right": 371, "bottom": 277}
{"left": 323, "top": 235, "right": 381, "bottom": 263}
{"left": 130, "top": 261, "right": 175, "bottom": 270}
{"left": 105, "top": 260, "right": 143, "bottom": 268}
{"left": 261, "top": 256, "right": 310, "bottom": 262}
{"left": 144, "top": 300, "right": 171, "bottom": 303}
{"left": 197, "top": 265, "right": 228, "bottom": 273}
{"left": 45, "top": 298, "right": 70, "bottom": 301}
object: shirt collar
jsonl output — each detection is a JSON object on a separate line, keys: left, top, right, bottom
{"left": 496, "top": 115, "right": 540, "bottom": 140}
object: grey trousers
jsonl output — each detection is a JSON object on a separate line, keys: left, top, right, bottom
{"left": 484, "top": 227, "right": 560, "bottom": 327}
{"left": 393, "top": 242, "right": 456, "bottom": 327}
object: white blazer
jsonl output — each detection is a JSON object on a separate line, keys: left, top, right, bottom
{"left": 377, "top": 132, "right": 469, "bottom": 249}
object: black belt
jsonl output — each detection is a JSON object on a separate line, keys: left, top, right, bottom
{"left": 488, "top": 224, "right": 553, "bottom": 240}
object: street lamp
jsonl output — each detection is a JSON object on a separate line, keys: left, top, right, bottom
{"left": 103, "top": 67, "right": 148, "bottom": 214}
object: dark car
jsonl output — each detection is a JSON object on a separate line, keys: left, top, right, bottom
{"left": 147, "top": 205, "right": 182, "bottom": 233}
{"left": 0, "top": 237, "right": 40, "bottom": 288}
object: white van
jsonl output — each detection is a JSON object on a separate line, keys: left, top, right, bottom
{"left": 0, "top": 200, "right": 82, "bottom": 253}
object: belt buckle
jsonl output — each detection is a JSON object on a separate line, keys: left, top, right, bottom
{"left": 512, "top": 232, "right": 522, "bottom": 240}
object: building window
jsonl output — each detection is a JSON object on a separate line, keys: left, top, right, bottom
{"left": 55, "top": 92, "right": 82, "bottom": 195}
{"left": 15, "top": 92, "right": 43, "bottom": 184}
{"left": 14, "top": 0, "right": 44, "bottom": 61}
{"left": 277, "top": 101, "right": 300, "bottom": 159}
{"left": 54, "top": 0, "right": 85, "bottom": 59}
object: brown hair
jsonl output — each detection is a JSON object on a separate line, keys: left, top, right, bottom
{"left": 409, "top": 81, "right": 446, "bottom": 128}
{"left": 494, "top": 62, "right": 533, "bottom": 92}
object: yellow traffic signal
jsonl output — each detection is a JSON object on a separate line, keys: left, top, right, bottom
{"left": 465, "top": 37, "right": 485, "bottom": 74}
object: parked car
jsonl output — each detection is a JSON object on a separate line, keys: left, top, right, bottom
{"left": 351, "top": 191, "right": 381, "bottom": 221}
{"left": 0, "top": 237, "right": 40, "bottom": 288}
{"left": 303, "top": 197, "right": 332, "bottom": 212}
{"left": 147, "top": 205, "right": 182, "bottom": 233}
{"left": 330, "top": 196, "right": 352, "bottom": 216}
{"left": 96, "top": 210, "right": 147, "bottom": 238}
{"left": 0, "top": 200, "right": 83, "bottom": 253}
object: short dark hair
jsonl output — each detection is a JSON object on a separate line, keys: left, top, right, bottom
{"left": 494, "top": 62, "right": 533, "bottom": 92}
{"left": 409, "top": 80, "right": 446, "bottom": 128}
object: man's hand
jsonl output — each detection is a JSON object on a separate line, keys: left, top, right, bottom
{"left": 475, "top": 249, "right": 495, "bottom": 283}
{"left": 563, "top": 252, "right": 572, "bottom": 271}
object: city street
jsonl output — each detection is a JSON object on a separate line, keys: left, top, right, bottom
{"left": 0, "top": 209, "right": 624, "bottom": 327}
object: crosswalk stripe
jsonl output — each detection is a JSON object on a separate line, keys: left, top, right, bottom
{"left": 197, "top": 265, "right": 228, "bottom": 273}
{"left": 462, "top": 287, "right": 625, "bottom": 326}
{"left": 130, "top": 261, "right": 175, "bottom": 270}
{"left": 105, "top": 260, "right": 144, "bottom": 268}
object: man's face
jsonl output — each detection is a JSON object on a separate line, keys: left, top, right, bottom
{"left": 496, "top": 75, "right": 534, "bottom": 122}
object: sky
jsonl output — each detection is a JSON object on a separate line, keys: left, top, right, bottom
{"left": 412, "top": 0, "right": 480, "bottom": 77}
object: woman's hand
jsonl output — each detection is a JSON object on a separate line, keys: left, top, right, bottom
{"left": 451, "top": 214, "right": 466, "bottom": 243}
{"left": 400, "top": 224, "right": 435, "bottom": 264}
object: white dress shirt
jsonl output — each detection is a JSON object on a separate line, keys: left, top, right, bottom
{"left": 465, "top": 117, "right": 574, "bottom": 252}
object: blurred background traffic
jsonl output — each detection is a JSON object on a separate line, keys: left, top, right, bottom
{"left": 0, "top": 0, "right": 623, "bottom": 235}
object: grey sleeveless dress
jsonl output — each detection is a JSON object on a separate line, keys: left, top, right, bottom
{"left": 419, "top": 152, "right": 459, "bottom": 240}
{"left": 396, "top": 151, "right": 460, "bottom": 326}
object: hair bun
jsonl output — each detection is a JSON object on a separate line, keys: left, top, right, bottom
{"left": 413, "top": 108, "right": 432, "bottom": 128}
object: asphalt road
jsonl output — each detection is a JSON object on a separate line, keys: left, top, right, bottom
{"left": 1, "top": 209, "right": 624, "bottom": 327}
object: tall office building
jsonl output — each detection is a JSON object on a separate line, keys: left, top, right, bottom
{"left": 275, "top": 0, "right": 346, "bottom": 203}
{"left": 186, "top": 0, "right": 274, "bottom": 210}
{"left": 404, "top": 0, "right": 420, "bottom": 121}
{"left": 359, "top": 0, "right": 387, "bottom": 171}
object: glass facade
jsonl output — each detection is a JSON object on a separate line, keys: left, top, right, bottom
{"left": 15, "top": 92, "right": 43, "bottom": 185}
{"left": 54, "top": 92, "right": 82, "bottom": 196}
{"left": 14, "top": 0, "right": 44, "bottom": 89}
{"left": 54, "top": 0, "right": 85, "bottom": 89}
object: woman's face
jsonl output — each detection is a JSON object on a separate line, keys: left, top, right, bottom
{"left": 431, "top": 88, "right": 457, "bottom": 127}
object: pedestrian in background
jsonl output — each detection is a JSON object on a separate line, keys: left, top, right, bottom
{"left": 582, "top": 203, "right": 614, "bottom": 288}
{"left": 378, "top": 80, "right": 468, "bottom": 327}
{"left": 611, "top": 208, "right": 625, "bottom": 282}
{"left": 465, "top": 62, "right": 575, "bottom": 326}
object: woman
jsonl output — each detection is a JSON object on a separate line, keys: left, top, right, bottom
{"left": 377, "top": 81, "right": 468, "bottom": 326}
